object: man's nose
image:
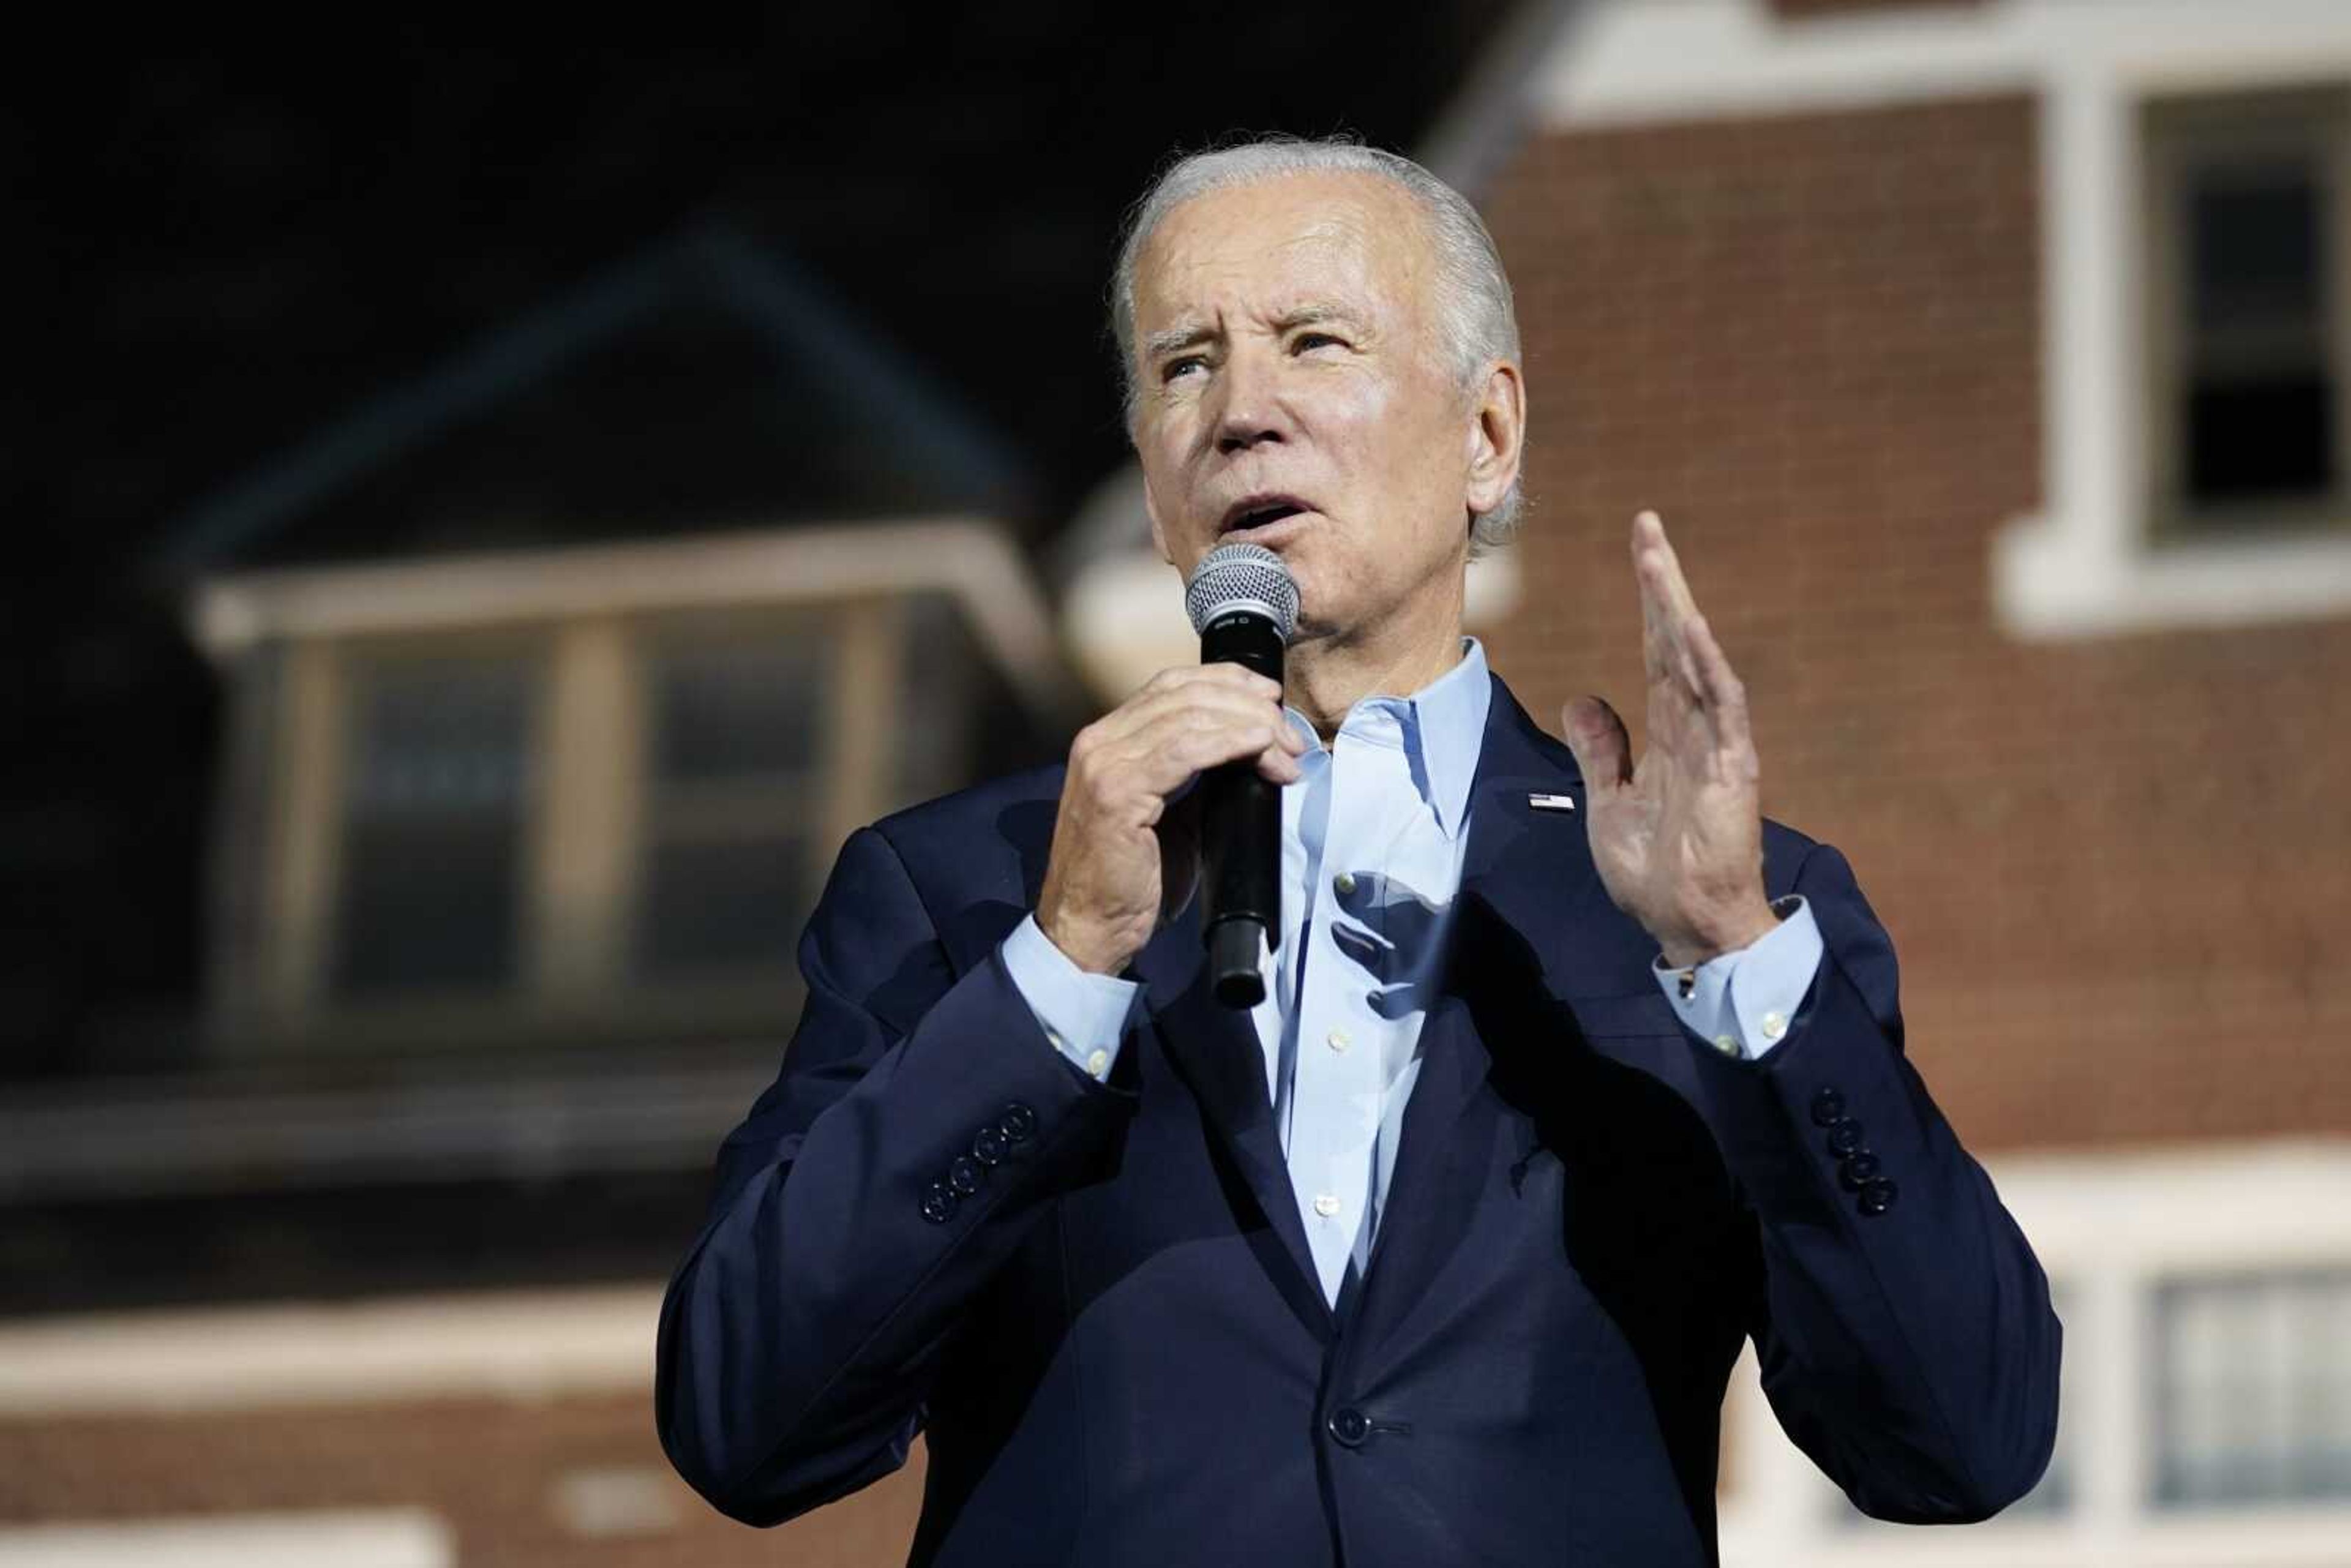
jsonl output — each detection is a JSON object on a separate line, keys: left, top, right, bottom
{"left": 1212, "top": 348, "right": 1289, "bottom": 454}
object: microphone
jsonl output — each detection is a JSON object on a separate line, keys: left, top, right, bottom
{"left": 1183, "top": 543, "right": 1300, "bottom": 1009}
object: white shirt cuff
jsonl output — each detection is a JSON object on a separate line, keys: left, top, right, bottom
{"left": 1651, "top": 896, "right": 1823, "bottom": 1060}
{"left": 1000, "top": 913, "right": 1141, "bottom": 1081}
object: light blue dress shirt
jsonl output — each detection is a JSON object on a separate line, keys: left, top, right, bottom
{"left": 1001, "top": 639, "right": 1823, "bottom": 1305}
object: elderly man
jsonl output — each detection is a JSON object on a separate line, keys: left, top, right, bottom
{"left": 656, "top": 139, "right": 2060, "bottom": 1566}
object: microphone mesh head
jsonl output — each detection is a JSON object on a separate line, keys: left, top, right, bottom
{"left": 1184, "top": 542, "right": 1299, "bottom": 640}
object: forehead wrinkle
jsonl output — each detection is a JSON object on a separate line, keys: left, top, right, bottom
{"left": 1132, "top": 172, "right": 1436, "bottom": 369}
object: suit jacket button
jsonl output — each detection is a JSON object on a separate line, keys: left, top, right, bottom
{"left": 1838, "top": 1151, "right": 1882, "bottom": 1191}
{"left": 972, "top": 1125, "right": 1009, "bottom": 1166}
{"left": 1000, "top": 1102, "right": 1037, "bottom": 1144}
{"left": 1327, "top": 1407, "right": 1371, "bottom": 1447}
{"left": 1826, "top": 1119, "right": 1867, "bottom": 1158}
{"left": 1859, "top": 1177, "right": 1899, "bottom": 1216}
{"left": 1809, "top": 1088, "right": 1845, "bottom": 1126}
{"left": 948, "top": 1156, "right": 983, "bottom": 1196}
{"left": 921, "top": 1183, "right": 958, "bottom": 1224}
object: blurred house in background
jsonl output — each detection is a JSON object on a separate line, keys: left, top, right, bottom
{"left": 5, "top": 2, "right": 2349, "bottom": 1564}
{"left": 0, "top": 223, "right": 1079, "bottom": 1564}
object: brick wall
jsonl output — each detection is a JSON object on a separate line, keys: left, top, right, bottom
{"left": 0, "top": 1395, "right": 924, "bottom": 1566}
{"left": 1480, "top": 96, "right": 2351, "bottom": 1152}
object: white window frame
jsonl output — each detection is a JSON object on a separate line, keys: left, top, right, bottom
{"left": 1715, "top": 1141, "right": 2351, "bottom": 1567}
{"left": 0, "top": 1513, "right": 450, "bottom": 1568}
{"left": 2140, "top": 86, "right": 2351, "bottom": 544}
{"left": 192, "top": 520, "right": 1068, "bottom": 1049}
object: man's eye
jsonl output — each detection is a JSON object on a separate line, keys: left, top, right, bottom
{"left": 1293, "top": 331, "right": 1344, "bottom": 353}
{"left": 1161, "top": 356, "right": 1207, "bottom": 383}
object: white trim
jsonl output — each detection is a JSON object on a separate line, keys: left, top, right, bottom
{"left": 1719, "top": 1138, "right": 2351, "bottom": 1566}
{"left": 0, "top": 1054, "right": 775, "bottom": 1199}
{"left": 0, "top": 1512, "right": 452, "bottom": 1568}
{"left": 190, "top": 517, "right": 1079, "bottom": 720}
{"left": 1537, "top": 1, "right": 2351, "bottom": 639}
{"left": 1541, "top": 1, "right": 2351, "bottom": 129}
{"left": 0, "top": 1285, "right": 659, "bottom": 1416}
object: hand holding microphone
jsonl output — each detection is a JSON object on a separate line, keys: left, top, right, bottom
{"left": 1036, "top": 545, "right": 1302, "bottom": 999}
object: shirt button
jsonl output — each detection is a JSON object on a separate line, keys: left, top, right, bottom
{"left": 1313, "top": 1193, "right": 1341, "bottom": 1218}
{"left": 1326, "top": 1027, "right": 1351, "bottom": 1052}
{"left": 1760, "top": 1010, "right": 1787, "bottom": 1041}
{"left": 1086, "top": 1048, "right": 1109, "bottom": 1079}
{"left": 1333, "top": 871, "right": 1357, "bottom": 896}
{"left": 1712, "top": 1034, "right": 1741, "bottom": 1057}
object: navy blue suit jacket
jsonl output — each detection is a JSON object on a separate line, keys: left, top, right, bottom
{"left": 655, "top": 675, "right": 2060, "bottom": 1565}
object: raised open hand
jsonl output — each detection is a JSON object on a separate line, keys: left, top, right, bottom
{"left": 1561, "top": 511, "right": 1779, "bottom": 969}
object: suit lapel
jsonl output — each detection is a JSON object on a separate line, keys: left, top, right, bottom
{"left": 1131, "top": 896, "right": 1336, "bottom": 1339}
{"left": 1347, "top": 676, "right": 1619, "bottom": 1344}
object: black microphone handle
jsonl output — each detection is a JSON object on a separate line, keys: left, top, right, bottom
{"left": 1197, "top": 609, "right": 1286, "bottom": 1009}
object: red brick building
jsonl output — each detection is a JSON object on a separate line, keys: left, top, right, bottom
{"left": 1477, "top": 2, "right": 2351, "bottom": 1560}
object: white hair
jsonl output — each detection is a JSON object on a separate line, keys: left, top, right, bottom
{"left": 1110, "top": 136, "right": 1526, "bottom": 552}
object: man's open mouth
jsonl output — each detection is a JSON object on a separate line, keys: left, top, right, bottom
{"left": 1219, "top": 496, "right": 1313, "bottom": 536}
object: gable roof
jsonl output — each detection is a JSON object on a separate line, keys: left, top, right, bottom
{"left": 160, "top": 222, "right": 1027, "bottom": 574}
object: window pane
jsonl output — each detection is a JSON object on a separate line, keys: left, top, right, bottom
{"left": 651, "top": 634, "right": 827, "bottom": 782}
{"left": 2192, "top": 161, "right": 2325, "bottom": 332}
{"left": 634, "top": 624, "right": 831, "bottom": 983}
{"left": 334, "top": 659, "right": 530, "bottom": 997}
{"left": 636, "top": 833, "right": 809, "bottom": 979}
{"left": 2178, "top": 145, "right": 2339, "bottom": 508}
{"left": 2156, "top": 1268, "right": 2351, "bottom": 1506}
{"left": 2187, "top": 375, "right": 2336, "bottom": 505}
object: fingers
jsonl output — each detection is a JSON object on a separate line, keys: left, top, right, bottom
{"left": 1074, "top": 663, "right": 1305, "bottom": 809}
{"left": 1678, "top": 606, "right": 1753, "bottom": 757}
{"left": 1632, "top": 509, "right": 1745, "bottom": 721}
{"left": 1632, "top": 509, "right": 1704, "bottom": 693}
{"left": 1632, "top": 510, "right": 1701, "bottom": 626}
{"left": 1560, "top": 695, "right": 1633, "bottom": 792}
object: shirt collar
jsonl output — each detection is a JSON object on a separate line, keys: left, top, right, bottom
{"left": 1287, "top": 637, "right": 1490, "bottom": 841}
{"left": 1406, "top": 636, "right": 1490, "bottom": 839}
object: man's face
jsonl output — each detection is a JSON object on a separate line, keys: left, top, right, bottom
{"left": 1128, "top": 171, "right": 1512, "bottom": 645}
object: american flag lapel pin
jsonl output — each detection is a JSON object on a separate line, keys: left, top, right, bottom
{"left": 1528, "top": 792, "right": 1576, "bottom": 812}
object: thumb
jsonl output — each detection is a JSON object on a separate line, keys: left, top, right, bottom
{"left": 1561, "top": 696, "right": 1633, "bottom": 793}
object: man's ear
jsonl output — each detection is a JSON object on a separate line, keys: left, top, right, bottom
{"left": 1463, "top": 360, "right": 1526, "bottom": 518}
{"left": 1142, "top": 473, "right": 1175, "bottom": 566}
